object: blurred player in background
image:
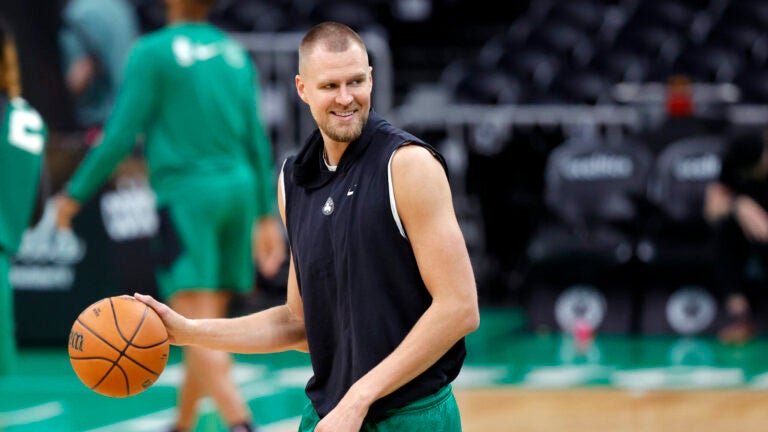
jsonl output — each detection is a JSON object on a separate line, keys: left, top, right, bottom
{"left": 54, "top": 0, "right": 285, "bottom": 431}
{"left": 0, "top": 22, "right": 48, "bottom": 375}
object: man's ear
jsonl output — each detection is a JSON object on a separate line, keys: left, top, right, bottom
{"left": 295, "top": 74, "right": 308, "bottom": 103}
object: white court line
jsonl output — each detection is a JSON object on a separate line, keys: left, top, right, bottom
{"left": 84, "top": 381, "right": 283, "bottom": 432}
{"left": 84, "top": 408, "right": 300, "bottom": 432}
{"left": 0, "top": 401, "right": 64, "bottom": 427}
{"left": 260, "top": 417, "right": 301, "bottom": 432}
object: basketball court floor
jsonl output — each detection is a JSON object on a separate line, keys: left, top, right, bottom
{"left": 2, "top": 308, "right": 768, "bottom": 432}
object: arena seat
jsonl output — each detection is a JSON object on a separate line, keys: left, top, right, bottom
{"left": 523, "top": 134, "right": 653, "bottom": 333}
{"left": 639, "top": 135, "right": 725, "bottom": 270}
{"left": 544, "top": 0, "right": 607, "bottom": 36}
{"left": 440, "top": 61, "right": 523, "bottom": 105}
{"left": 736, "top": 67, "right": 768, "bottom": 104}
{"left": 635, "top": 135, "right": 726, "bottom": 336}
{"left": 214, "top": 0, "right": 289, "bottom": 32}
{"left": 525, "top": 135, "right": 653, "bottom": 285}
{"left": 591, "top": 48, "right": 653, "bottom": 83}
{"left": 672, "top": 45, "right": 743, "bottom": 83}
{"left": 552, "top": 68, "right": 614, "bottom": 104}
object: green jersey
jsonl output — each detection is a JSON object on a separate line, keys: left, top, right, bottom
{"left": 67, "top": 22, "right": 275, "bottom": 215}
{"left": 0, "top": 97, "right": 47, "bottom": 253}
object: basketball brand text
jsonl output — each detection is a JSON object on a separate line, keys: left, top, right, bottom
{"left": 69, "top": 331, "right": 84, "bottom": 352}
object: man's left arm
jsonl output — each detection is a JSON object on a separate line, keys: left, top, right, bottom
{"left": 315, "top": 144, "right": 480, "bottom": 432}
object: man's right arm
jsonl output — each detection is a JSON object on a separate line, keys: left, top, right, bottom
{"left": 135, "top": 275, "right": 307, "bottom": 354}
{"left": 134, "top": 167, "right": 308, "bottom": 353}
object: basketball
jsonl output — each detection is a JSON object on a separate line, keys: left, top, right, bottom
{"left": 68, "top": 296, "right": 169, "bottom": 397}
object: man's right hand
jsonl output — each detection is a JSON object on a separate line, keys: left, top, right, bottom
{"left": 133, "top": 293, "right": 193, "bottom": 346}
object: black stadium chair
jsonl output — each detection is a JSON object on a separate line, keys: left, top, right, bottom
{"left": 636, "top": 136, "right": 727, "bottom": 336}
{"left": 639, "top": 135, "right": 726, "bottom": 272}
{"left": 736, "top": 67, "right": 768, "bottom": 104}
{"left": 527, "top": 20, "right": 596, "bottom": 69}
{"left": 545, "top": 0, "right": 608, "bottom": 36}
{"left": 672, "top": 45, "right": 743, "bottom": 83}
{"left": 552, "top": 68, "right": 614, "bottom": 105}
{"left": 214, "top": 0, "right": 289, "bottom": 32}
{"left": 612, "top": 24, "right": 685, "bottom": 71}
{"left": 497, "top": 46, "right": 561, "bottom": 95}
{"left": 523, "top": 135, "right": 654, "bottom": 333}
{"left": 705, "top": 23, "right": 768, "bottom": 68}
{"left": 440, "top": 60, "right": 524, "bottom": 105}
{"left": 591, "top": 48, "right": 653, "bottom": 83}
{"left": 525, "top": 135, "right": 653, "bottom": 284}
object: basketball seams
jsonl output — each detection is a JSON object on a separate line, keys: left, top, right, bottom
{"left": 111, "top": 298, "right": 169, "bottom": 346}
{"left": 110, "top": 297, "right": 145, "bottom": 344}
{"left": 92, "top": 358, "right": 131, "bottom": 397}
{"left": 73, "top": 318, "right": 124, "bottom": 355}
{"left": 129, "top": 338, "right": 170, "bottom": 349}
{"left": 70, "top": 323, "right": 165, "bottom": 375}
{"left": 85, "top": 299, "right": 132, "bottom": 395}
{"left": 70, "top": 296, "right": 169, "bottom": 397}
{"left": 72, "top": 315, "right": 167, "bottom": 373}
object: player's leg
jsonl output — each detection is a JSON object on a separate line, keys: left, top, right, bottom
{"left": 0, "top": 252, "right": 18, "bottom": 375}
{"left": 214, "top": 173, "right": 259, "bottom": 431}
{"left": 171, "top": 360, "right": 203, "bottom": 431}
{"left": 160, "top": 175, "right": 257, "bottom": 431}
{"left": 154, "top": 201, "right": 219, "bottom": 431}
{"left": 170, "top": 290, "right": 253, "bottom": 429}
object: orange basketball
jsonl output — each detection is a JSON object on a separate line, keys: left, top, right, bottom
{"left": 68, "top": 296, "right": 169, "bottom": 397}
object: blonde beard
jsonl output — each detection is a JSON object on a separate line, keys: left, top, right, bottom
{"left": 320, "top": 111, "right": 368, "bottom": 143}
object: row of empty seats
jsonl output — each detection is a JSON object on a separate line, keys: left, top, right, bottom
{"left": 440, "top": 0, "right": 768, "bottom": 105}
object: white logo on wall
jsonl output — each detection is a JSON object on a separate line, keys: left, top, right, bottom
{"left": 555, "top": 285, "right": 607, "bottom": 333}
{"left": 673, "top": 154, "right": 721, "bottom": 181}
{"left": 666, "top": 286, "right": 717, "bottom": 335}
{"left": 10, "top": 200, "right": 86, "bottom": 291}
{"left": 100, "top": 179, "right": 158, "bottom": 241}
{"left": 562, "top": 154, "right": 633, "bottom": 180}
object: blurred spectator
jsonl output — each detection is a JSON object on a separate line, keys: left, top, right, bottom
{"left": 704, "top": 129, "right": 768, "bottom": 344}
{"left": 58, "top": 0, "right": 139, "bottom": 143}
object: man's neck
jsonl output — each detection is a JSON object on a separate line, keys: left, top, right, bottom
{"left": 322, "top": 140, "right": 351, "bottom": 167}
{"left": 168, "top": 6, "right": 209, "bottom": 24}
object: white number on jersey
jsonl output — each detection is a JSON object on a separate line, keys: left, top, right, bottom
{"left": 8, "top": 105, "right": 44, "bottom": 155}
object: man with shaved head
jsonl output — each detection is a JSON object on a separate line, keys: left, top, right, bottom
{"left": 137, "top": 21, "right": 480, "bottom": 432}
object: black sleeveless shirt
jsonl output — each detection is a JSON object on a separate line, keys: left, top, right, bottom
{"left": 281, "top": 111, "right": 467, "bottom": 422}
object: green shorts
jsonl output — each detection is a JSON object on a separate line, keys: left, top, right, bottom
{"left": 298, "top": 385, "right": 462, "bottom": 432}
{"left": 154, "top": 169, "right": 257, "bottom": 299}
{"left": 0, "top": 252, "right": 17, "bottom": 375}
